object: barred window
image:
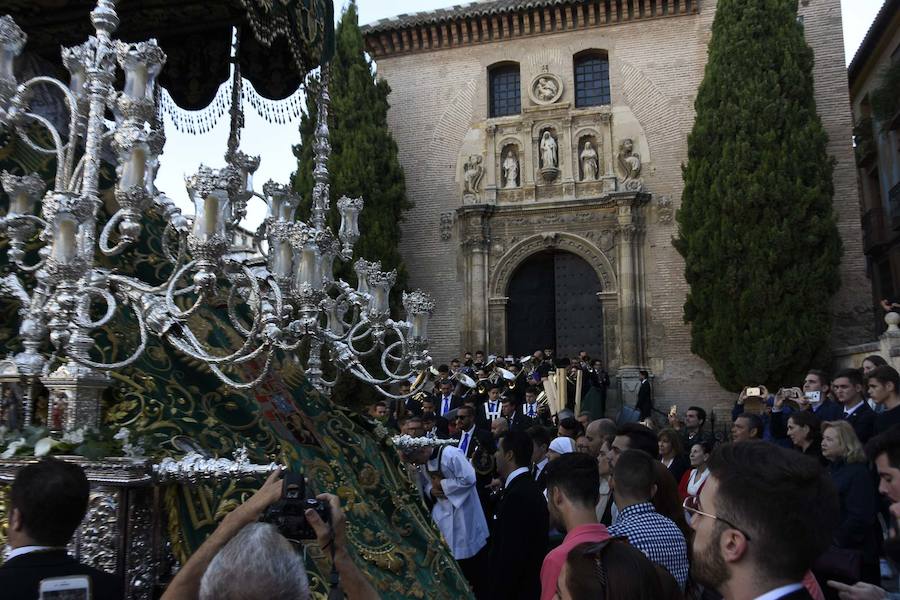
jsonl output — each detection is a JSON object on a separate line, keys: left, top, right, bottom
{"left": 574, "top": 53, "right": 611, "bottom": 108}
{"left": 490, "top": 64, "right": 521, "bottom": 118}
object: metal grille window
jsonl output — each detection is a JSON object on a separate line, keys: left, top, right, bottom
{"left": 490, "top": 65, "right": 521, "bottom": 117}
{"left": 574, "top": 54, "right": 611, "bottom": 108}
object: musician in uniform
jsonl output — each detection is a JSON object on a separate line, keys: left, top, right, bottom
{"left": 522, "top": 386, "right": 553, "bottom": 427}
{"left": 433, "top": 379, "right": 463, "bottom": 418}
{"left": 476, "top": 383, "right": 504, "bottom": 430}
{"left": 502, "top": 392, "right": 534, "bottom": 433}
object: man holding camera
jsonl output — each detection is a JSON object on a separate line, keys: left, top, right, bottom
{"left": 161, "top": 470, "right": 378, "bottom": 600}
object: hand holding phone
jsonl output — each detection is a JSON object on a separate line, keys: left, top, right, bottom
{"left": 39, "top": 576, "right": 91, "bottom": 600}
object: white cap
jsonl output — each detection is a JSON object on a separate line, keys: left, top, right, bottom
{"left": 548, "top": 437, "right": 575, "bottom": 454}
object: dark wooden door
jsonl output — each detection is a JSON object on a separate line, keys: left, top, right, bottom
{"left": 505, "top": 251, "right": 603, "bottom": 359}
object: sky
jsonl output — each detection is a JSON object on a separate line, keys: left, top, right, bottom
{"left": 154, "top": 0, "right": 887, "bottom": 231}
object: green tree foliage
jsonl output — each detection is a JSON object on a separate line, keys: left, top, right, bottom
{"left": 673, "top": 0, "right": 842, "bottom": 392}
{"left": 293, "top": 1, "right": 411, "bottom": 407}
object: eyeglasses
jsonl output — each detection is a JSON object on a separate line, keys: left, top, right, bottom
{"left": 683, "top": 496, "right": 752, "bottom": 541}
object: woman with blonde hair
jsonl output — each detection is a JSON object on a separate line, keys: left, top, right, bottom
{"left": 820, "top": 421, "right": 880, "bottom": 587}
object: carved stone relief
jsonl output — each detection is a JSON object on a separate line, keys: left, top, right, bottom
{"left": 616, "top": 139, "right": 643, "bottom": 191}
{"left": 462, "top": 154, "right": 485, "bottom": 201}
{"left": 528, "top": 70, "right": 564, "bottom": 105}
{"left": 500, "top": 144, "right": 520, "bottom": 189}
{"left": 656, "top": 195, "right": 673, "bottom": 225}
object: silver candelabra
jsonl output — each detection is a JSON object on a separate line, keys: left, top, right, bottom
{"left": 0, "top": 1, "right": 434, "bottom": 434}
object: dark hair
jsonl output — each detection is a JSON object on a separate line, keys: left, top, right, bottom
{"left": 616, "top": 423, "right": 659, "bottom": 457}
{"left": 735, "top": 413, "right": 764, "bottom": 439}
{"left": 457, "top": 404, "right": 474, "bottom": 418}
{"left": 691, "top": 440, "right": 715, "bottom": 455}
{"left": 498, "top": 430, "right": 533, "bottom": 468}
{"left": 437, "top": 363, "right": 450, "bottom": 372}
{"left": 543, "top": 452, "right": 601, "bottom": 507}
{"left": 525, "top": 386, "right": 540, "bottom": 396}
{"left": 687, "top": 406, "right": 707, "bottom": 425}
{"left": 866, "top": 425, "right": 900, "bottom": 468}
{"left": 10, "top": 457, "right": 90, "bottom": 546}
{"left": 639, "top": 370, "right": 649, "bottom": 378}
{"left": 833, "top": 367, "right": 864, "bottom": 387}
{"left": 565, "top": 540, "right": 679, "bottom": 600}
{"left": 807, "top": 369, "right": 831, "bottom": 388}
{"left": 707, "top": 441, "right": 837, "bottom": 581}
{"left": 559, "top": 417, "right": 584, "bottom": 437}
{"left": 612, "top": 449, "right": 656, "bottom": 500}
{"left": 528, "top": 425, "right": 552, "bottom": 449}
{"left": 863, "top": 355, "right": 888, "bottom": 369}
{"left": 652, "top": 462, "right": 692, "bottom": 545}
{"left": 372, "top": 401, "right": 387, "bottom": 409}
{"left": 788, "top": 410, "right": 822, "bottom": 445}
{"left": 868, "top": 365, "right": 900, "bottom": 393}
{"left": 657, "top": 428, "right": 684, "bottom": 457}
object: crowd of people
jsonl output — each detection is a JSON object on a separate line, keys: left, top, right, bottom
{"left": 8, "top": 349, "right": 900, "bottom": 600}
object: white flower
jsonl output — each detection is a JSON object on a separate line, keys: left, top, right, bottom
{"left": 1, "top": 438, "right": 26, "bottom": 459}
{"left": 34, "top": 437, "right": 59, "bottom": 457}
{"left": 62, "top": 428, "right": 85, "bottom": 444}
{"left": 113, "top": 427, "right": 131, "bottom": 442}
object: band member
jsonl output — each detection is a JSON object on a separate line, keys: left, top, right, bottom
{"left": 502, "top": 394, "right": 534, "bottom": 433}
{"left": 477, "top": 384, "right": 504, "bottom": 430}
{"left": 433, "top": 379, "right": 463, "bottom": 418}
{"left": 473, "top": 350, "right": 486, "bottom": 370}
{"left": 522, "top": 387, "right": 552, "bottom": 426}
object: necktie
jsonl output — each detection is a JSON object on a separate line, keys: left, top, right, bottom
{"left": 527, "top": 403, "right": 535, "bottom": 417}
{"left": 461, "top": 431, "right": 469, "bottom": 453}
{"left": 442, "top": 397, "right": 449, "bottom": 415}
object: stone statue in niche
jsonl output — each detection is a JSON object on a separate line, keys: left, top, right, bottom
{"left": 535, "top": 77, "right": 558, "bottom": 102}
{"left": 580, "top": 141, "right": 599, "bottom": 181}
{"left": 540, "top": 131, "right": 558, "bottom": 169}
{"left": 502, "top": 148, "right": 519, "bottom": 189}
{"left": 463, "top": 154, "right": 484, "bottom": 197}
{"left": 617, "top": 138, "right": 642, "bottom": 182}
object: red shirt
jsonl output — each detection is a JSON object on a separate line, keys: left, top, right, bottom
{"left": 540, "top": 523, "right": 610, "bottom": 600}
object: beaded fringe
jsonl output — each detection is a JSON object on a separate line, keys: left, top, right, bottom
{"left": 160, "top": 81, "right": 305, "bottom": 134}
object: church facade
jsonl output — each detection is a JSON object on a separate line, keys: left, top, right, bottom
{"left": 362, "top": 0, "right": 870, "bottom": 410}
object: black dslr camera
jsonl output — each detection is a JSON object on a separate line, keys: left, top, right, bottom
{"left": 261, "top": 472, "right": 330, "bottom": 541}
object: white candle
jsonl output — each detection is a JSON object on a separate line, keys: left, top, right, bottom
{"left": 125, "top": 64, "right": 148, "bottom": 99}
{"left": 120, "top": 146, "right": 146, "bottom": 189}
{"left": 52, "top": 219, "right": 77, "bottom": 263}
{"left": 272, "top": 241, "right": 293, "bottom": 278}
{"left": 11, "top": 191, "right": 29, "bottom": 214}
{"left": 202, "top": 196, "right": 219, "bottom": 239}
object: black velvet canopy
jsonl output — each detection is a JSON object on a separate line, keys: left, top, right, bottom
{"left": 1, "top": 0, "right": 334, "bottom": 109}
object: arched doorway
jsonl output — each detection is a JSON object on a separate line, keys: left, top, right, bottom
{"left": 505, "top": 250, "right": 603, "bottom": 360}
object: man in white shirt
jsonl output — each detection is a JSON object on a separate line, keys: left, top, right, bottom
{"left": 435, "top": 379, "right": 462, "bottom": 417}
{"left": 398, "top": 436, "right": 489, "bottom": 598}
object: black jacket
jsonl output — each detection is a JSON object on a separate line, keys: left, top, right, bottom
{"left": 828, "top": 460, "right": 879, "bottom": 560}
{"left": 665, "top": 454, "right": 691, "bottom": 485}
{"left": 843, "top": 402, "right": 876, "bottom": 444}
{"left": 636, "top": 379, "right": 653, "bottom": 419}
{"left": 489, "top": 472, "right": 549, "bottom": 600}
{"left": 0, "top": 550, "right": 123, "bottom": 600}
{"left": 506, "top": 411, "right": 534, "bottom": 433}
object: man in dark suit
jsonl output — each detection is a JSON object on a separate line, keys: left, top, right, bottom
{"left": 832, "top": 368, "right": 876, "bottom": 444}
{"left": 501, "top": 394, "right": 534, "bottom": 433}
{"left": 805, "top": 369, "right": 843, "bottom": 423}
{"left": 433, "top": 379, "right": 463, "bottom": 418}
{"left": 636, "top": 369, "right": 653, "bottom": 419}
{"left": 687, "top": 442, "right": 837, "bottom": 600}
{"left": 0, "top": 457, "right": 123, "bottom": 600}
{"left": 489, "top": 430, "right": 549, "bottom": 600}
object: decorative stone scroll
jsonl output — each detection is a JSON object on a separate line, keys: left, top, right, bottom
{"left": 616, "top": 138, "right": 643, "bottom": 191}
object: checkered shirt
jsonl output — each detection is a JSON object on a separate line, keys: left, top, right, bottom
{"left": 608, "top": 502, "right": 689, "bottom": 589}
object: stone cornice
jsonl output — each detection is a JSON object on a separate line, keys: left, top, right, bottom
{"left": 362, "top": 0, "right": 700, "bottom": 59}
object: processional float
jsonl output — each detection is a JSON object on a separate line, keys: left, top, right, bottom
{"left": 0, "top": 1, "right": 466, "bottom": 598}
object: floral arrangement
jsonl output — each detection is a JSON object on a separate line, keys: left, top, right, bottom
{"left": 0, "top": 425, "right": 153, "bottom": 460}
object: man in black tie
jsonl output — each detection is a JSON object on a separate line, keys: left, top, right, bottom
{"left": 501, "top": 393, "right": 534, "bottom": 433}
{"left": 0, "top": 458, "right": 123, "bottom": 600}
{"left": 527, "top": 425, "right": 551, "bottom": 494}
{"left": 832, "top": 368, "right": 876, "bottom": 444}
{"left": 636, "top": 369, "right": 653, "bottom": 419}
{"left": 434, "top": 379, "right": 462, "bottom": 419}
{"left": 489, "top": 430, "right": 549, "bottom": 600}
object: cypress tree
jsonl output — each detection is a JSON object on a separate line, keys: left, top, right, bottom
{"left": 293, "top": 1, "right": 411, "bottom": 407}
{"left": 673, "top": 0, "right": 842, "bottom": 392}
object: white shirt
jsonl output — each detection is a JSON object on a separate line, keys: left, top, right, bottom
{"left": 844, "top": 400, "right": 865, "bottom": 417}
{"left": 524, "top": 401, "right": 538, "bottom": 417}
{"left": 505, "top": 466, "right": 529, "bottom": 488}
{"left": 423, "top": 445, "right": 489, "bottom": 560}
{"left": 753, "top": 583, "right": 803, "bottom": 600}
{"left": 4, "top": 545, "right": 63, "bottom": 561}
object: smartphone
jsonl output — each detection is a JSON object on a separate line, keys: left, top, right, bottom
{"left": 804, "top": 391, "right": 821, "bottom": 404}
{"left": 746, "top": 387, "right": 762, "bottom": 397}
{"left": 39, "top": 576, "right": 91, "bottom": 600}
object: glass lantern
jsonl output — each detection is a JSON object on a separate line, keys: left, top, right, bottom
{"left": 50, "top": 214, "right": 79, "bottom": 264}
